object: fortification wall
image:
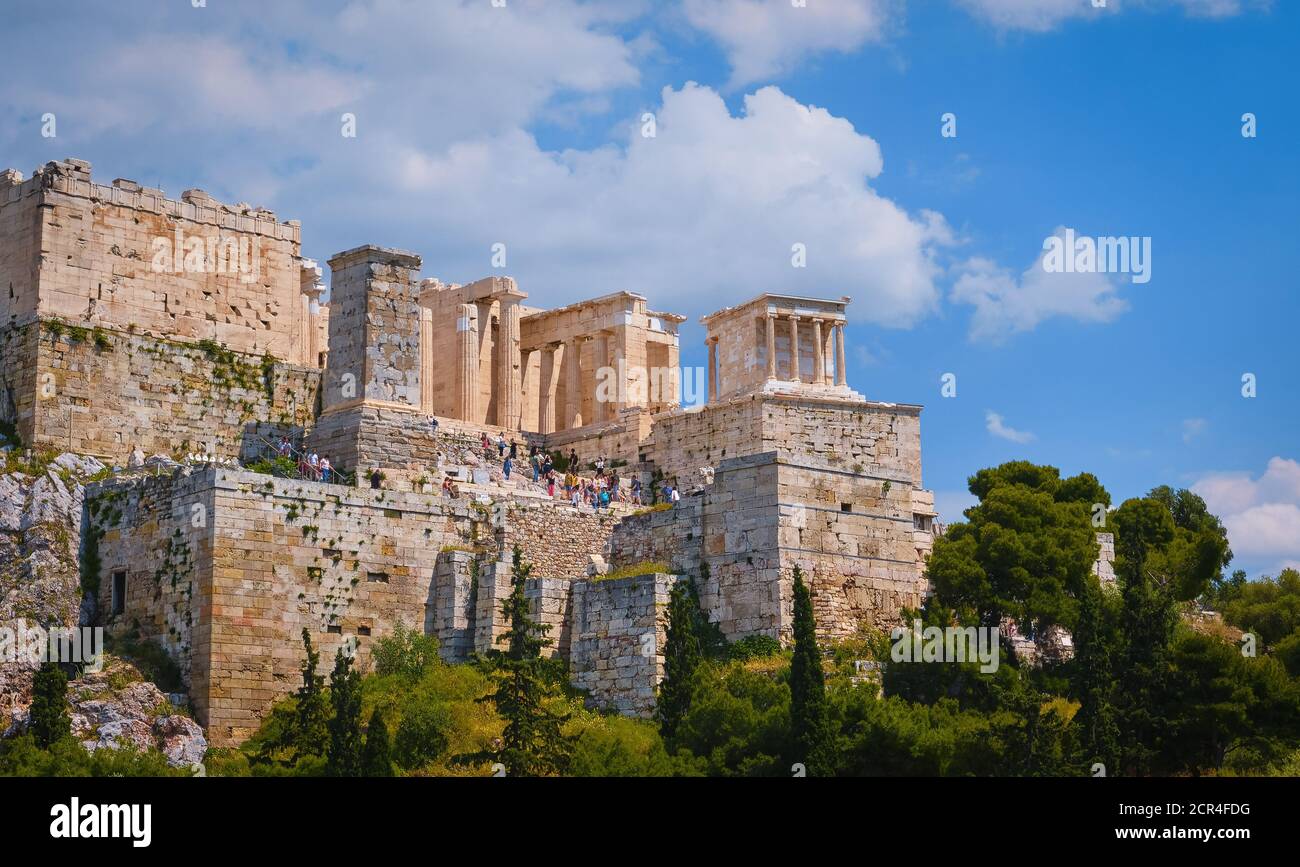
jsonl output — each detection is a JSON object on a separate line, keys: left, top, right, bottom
{"left": 1, "top": 321, "right": 320, "bottom": 460}
{"left": 569, "top": 572, "right": 679, "bottom": 717}
{"left": 501, "top": 500, "right": 620, "bottom": 579}
{"left": 646, "top": 400, "right": 765, "bottom": 491}
{"left": 1, "top": 159, "right": 319, "bottom": 363}
{"left": 92, "top": 469, "right": 215, "bottom": 688}
{"left": 0, "top": 323, "right": 39, "bottom": 443}
{"left": 773, "top": 458, "right": 929, "bottom": 637}
{"left": 610, "top": 448, "right": 932, "bottom": 643}
{"left": 94, "top": 467, "right": 492, "bottom": 745}
{"left": 0, "top": 171, "right": 41, "bottom": 327}
{"left": 648, "top": 395, "right": 923, "bottom": 493}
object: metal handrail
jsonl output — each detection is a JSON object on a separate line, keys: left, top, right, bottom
{"left": 248, "top": 436, "right": 356, "bottom": 487}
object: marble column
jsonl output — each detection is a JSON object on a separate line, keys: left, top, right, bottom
{"left": 788, "top": 315, "right": 801, "bottom": 382}
{"left": 592, "top": 331, "right": 610, "bottom": 422}
{"left": 539, "top": 344, "right": 559, "bottom": 434}
{"left": 457, "top": 303, "right": 479, "bottom": 421}
{"left": 765, "top": 312, "right": 777, "bottom": 380}
{"left": 298, "top": 259, "right": 325, "bottom": 367}
{"left": 420, "top": 305, "right": 434, "bottom": 412}
{"left": 812, "top": 319, "right": 826, "bottom": 385}
{"left": 611, "top": 332, "right": 626, "bottom": 418}
{"left": 834, "top": 322, "right": 846, "bottom": 387}
{"left": 707, "top": 336, "right": 718, "bottom": 403}
{"left": 565, "top": 337, "right": 583, "bottom": 430}
{"left": 496, "top": 296, "right": 522, "bottom": 428}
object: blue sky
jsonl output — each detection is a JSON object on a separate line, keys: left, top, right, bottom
{"left": 1, "top": 0, "right": 1295, "bottom": 576}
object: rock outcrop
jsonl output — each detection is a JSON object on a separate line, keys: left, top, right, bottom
{"left": 3, "top": 658, "right": 206, "bottom": 769}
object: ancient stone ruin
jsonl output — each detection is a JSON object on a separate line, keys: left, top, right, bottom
{"left": 1, "top": 158, "right": 953, "bottom": 746}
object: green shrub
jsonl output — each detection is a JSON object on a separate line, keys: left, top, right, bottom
{"left": 248, "top": 456, "right": 297, "bottom": 478}
{"left": 393, "top": 703, "right": 453, "bottom": 770}
{"left": 105, "top": 632, "right": 185, "bottom": 693}
{"left": 596, "top": 561, "right": 670, "bottom": 582}
{"left": 0, "top": 735, "right": 188, "bottom": 777}
{"left": 727, "top": 634, "right": 783, "bottom": 662}
{"left": 566, "top": 713, "right": 689, "bottom": 777}
{"left": 372, "top": 623, "right": 440, "bottom": 681}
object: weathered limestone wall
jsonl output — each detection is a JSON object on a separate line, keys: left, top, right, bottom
{"left": 609, "top": 498, "right": 704, "bottom": 577}
{"left": 0, "top": 170, "right": 41, "bottom": 327}
{"left": 321, "top": 246, "right": 423, "bottom": 413}
{"left": 773, "top": 458, "right": 929, "bottom": 637}
{"left": 647, "top": 400, "right": 765, "bottom": 491}
{"left": 92, "top": 469, "right": 216, "bottom": 687}
{"left": 569, "top": 573, "right": 680, "bottom": 717}
{"left": 501, "top": 500, "right": 621, "bottom": 579}
{"left": 0, "top": 323, "right": 39, "bottom": 444}
{"left": 431, "top": 549, "right": 476, "bottom": 661}
{"left": 526, "top": 576, "right": 574, "bottom": 661}
{"left": 204, "top": 470, "right": 497, "bottom": 745}
{"left": 2, "top": 159, "right": 319, "bottom": 363}
{"left": 96, "top": 467, "right": 490, "bottom": 745}
{"left": 1, "top": 321, "right": 320, "bottom": 460}
{"left": 648, "top": 395, "right": 923, "bottom": 494}
{"left": 610, "top": 449, "right": 931, "bottom": 643}
{"left": 762, "top": 398, "right": 922, "bottom": 486}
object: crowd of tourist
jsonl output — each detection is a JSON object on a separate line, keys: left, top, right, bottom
{"left": 434, "top": 432, "right": 676, "bottom": 512}
{"left": 275, "top": 435, "right": 338, "bottom": 483}
{"left": 267, "top": 427, "right": 683, "bottom": 513}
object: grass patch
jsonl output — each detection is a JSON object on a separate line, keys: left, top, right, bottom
{"left": 593, "top": 561, "right": 670, "bottom": 582}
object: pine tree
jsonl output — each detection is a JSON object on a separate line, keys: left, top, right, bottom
{"left": 655, "top": 578, "right": 702, "bottom": 747}
{"left": 29, "top": 662, "right": 71, "bottom": 749}
{"left": 473, "top": 545, "right": 572, "bottom": 776}
{"left": 291, "top": 628, "right": 329, "bottom": 757}
{"left": 326, "top": 648, "right": 363, "bottom": 777}
{"left": 788, "top": 566, "right": 836, "bottom": 775}
{"left": 1072, "top": 578, "right": 1120, "bottom": 773}
{"left": 361, "top": 708, "right": 395, "bottom": 777}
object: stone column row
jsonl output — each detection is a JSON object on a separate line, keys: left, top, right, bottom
{"left": 762, "top": 312, "right": 846, "bottom": 387}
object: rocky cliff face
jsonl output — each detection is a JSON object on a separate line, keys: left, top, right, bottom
{"left": 0, "top": 449, "right": 207, "bottom": 768}
{"left": 0, "top": 450, "right": 98, "bottom": 714}
{"left": 0, "top": 451, "right": 98, "bottom": 628}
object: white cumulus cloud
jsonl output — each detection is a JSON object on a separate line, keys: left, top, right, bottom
{"left": 986, "top": 410, "right": 1035, "bottom": 444}
{"left": 391, "top": 83, "right": 950, "bottom": 325}
{"left": 682, "top": 0, "right": 896, "bottom": 87}
{"left": 955, "top": 0, "right": 1268, "bottom": 32}
{"left": 951, "top": 227, "right": 1129, "bottom": 343}
{"left": 1194, "top": 457, "right": 1300, "bottom": 574}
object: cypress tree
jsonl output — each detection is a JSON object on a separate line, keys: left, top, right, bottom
{"left": 292, "top": 628, "right": 329, "bottom": 757}
{"left": 361, "top": 708, "right": 395, "bottom": 777}
{"left": 29, "top": 662, "right": 71, "bottom": 749}
{"left": 326, "top": 648, "right": 363, "bottom": 777}
{"left": 1072, "top": 579, "right": 1120, "bottom": 774}
{"left": 1113, "top": 499, "right": 1177, "bottom": 776}
{"left": 474, "top": 545, "right": 572, "bottom": 776}
{"left": 788, "top": 566, "right": 836, "bottom": 775}
{"left": 655, "top": 578, "right": 702, "bottom": 747}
